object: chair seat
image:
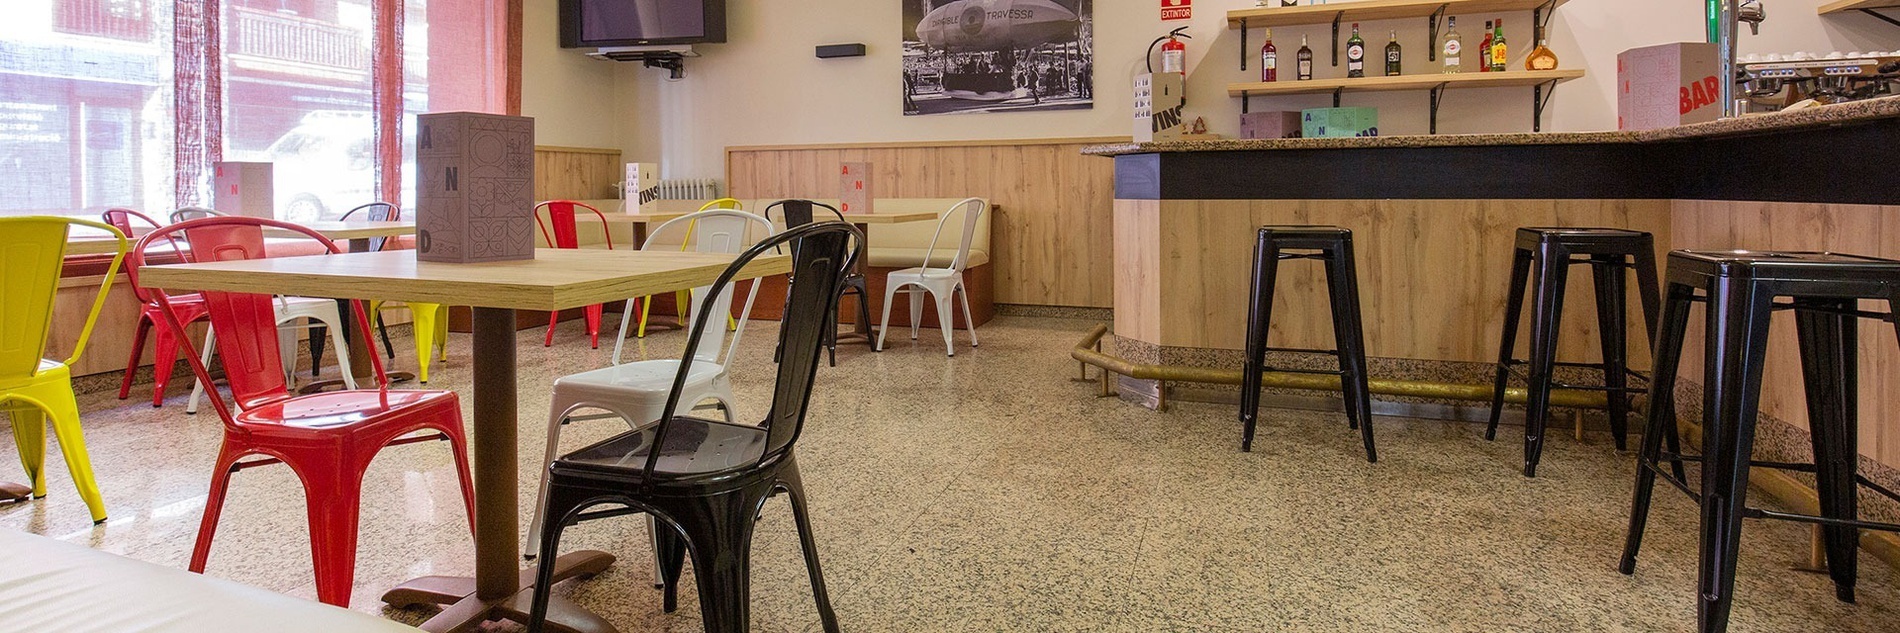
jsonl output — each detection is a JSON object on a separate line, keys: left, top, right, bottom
{"left": 867, "top": 247, "right": 988, "bottom": 269}
{"left": 554, "top": 416, "right": 767, "bottom": 481}
{"left": 236, "top": 389, "right": 460, "bottom": 433}
{"left": 886, "top": 267, "right": 964, "bottom": 282}
{"left": 0, "top": 359, "right": 67, "bottom": 394}
{"left": 556, "top": 359, "right": 725, "bottom": 396}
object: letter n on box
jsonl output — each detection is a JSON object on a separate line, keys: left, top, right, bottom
{"left": 415, "top": 112, "right": 537, "bottom": 263}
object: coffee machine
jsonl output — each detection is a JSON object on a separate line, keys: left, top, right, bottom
{"left": 1738, "top": 52, "right": 1900, "bottom": 112}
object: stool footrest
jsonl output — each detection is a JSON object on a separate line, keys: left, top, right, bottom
{"left": 1263, "top": 346, "right": 1341, "bottom": 356}
{"left": 1258, "top": 366, "right": 1346, "bottom": 377}
{"left": 1643, "top": 453, "right": 1900, "bottom": 530}
{"left": 1767, "top": 300, "right": 1896, "bottom": 322}
{"left": 1499, "top": 362, "right": 1652, "bottom": 392}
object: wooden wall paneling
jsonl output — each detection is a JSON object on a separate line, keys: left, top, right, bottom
{"left": 1113, "top": 199, "right": 1162, "bottom": 344}
{"left": 533, "top": 146, "right": 622, "bottom": 202}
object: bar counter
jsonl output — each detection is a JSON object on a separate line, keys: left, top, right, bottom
{"left": 1084, "top": 96, "right": 1900, "bottom": 477}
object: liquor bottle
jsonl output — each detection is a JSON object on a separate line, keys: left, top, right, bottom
{"left": 1385, "top": 30, "right": 1402, "bottom": 76}
{"left": 1346, "top": 23, "right": 1366, "bottom": 78}
{"left": 1526, "top": 39, "right": 1559, "bottom": 71}
{"left": 1261, "top": 28, "right": 1279, "bottom": 82}
{"left": 1297, "top": 34, "right": 1314, "bottom": 80}
{"left": 1478, "top": 21, "right": 1493, "bottom": 73}
{"left": 1442, "top": 17, "right": 1462, "bottom": 74}
{"left": 1490, "top": 20, "right": 1509, "bottom": 72}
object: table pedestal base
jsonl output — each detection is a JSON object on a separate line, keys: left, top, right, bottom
{"left": 0, "top": 481, "right": 32, "bottom": 504}
{"left": 384, "top": 550, "right": 617, "bottom": 633}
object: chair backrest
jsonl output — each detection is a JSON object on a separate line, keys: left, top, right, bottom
{"left": 0, "top": 218, "right": 126, "bottom": 380}
{"left": 624, "top": 209, "right": 775, "bottom": 367}
{"left": 106, "top": 209, "right": 188, "bottom": 304}
{"left": 534, "top": 200, "right": 611, "bottom": 250}
{"left": 169, "top": 207, "right": 222, "bottom": 223}
{"left": 645, "top": 222, "right": 861, "bottom": 485}
{"left": 920, "top": 197, "right": 987, "bottom": 273}
{"left": 132, "top": 217, "right": 389, "bottom": 424}
{"left": 697, "top": 198, "right": 744, "bottom": 211}
{"left": 763, "top": 200, "right": 860, "bottom": 272}
{"left": 339, "top": 202, "right": 400, "bottom": 251}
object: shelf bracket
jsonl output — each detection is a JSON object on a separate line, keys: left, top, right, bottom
{"left": 1242, "top": 91, "right": 1251, "bottom": 114}
{"left": 1859, "top": 8, "right": 1900, "bottom": 30}
{"left": 1333, "top": 86, "right": 1344, "bottom": 108}
{"left": 1240, "top": 18, "right": 1250, "bottom": 71}
{"left": 1429, "top": 82, "right": 1449, "bottom": 135}
{"left": 1332, "top": 12, "right": 1343, "bottom": 67}
{"left": 1533, "top": 0, "right": 1558, "bottom": 43}
{"left": 1533, "top": 79, "right": 1559, "bottom": 133}
{"left": 1427, "top": 4, "right": 1448, "bottom": 62}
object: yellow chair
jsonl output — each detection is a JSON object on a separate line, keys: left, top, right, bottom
{"left": 367, "top": 300, "right": 450, "bottom": 383}
{"left": 637, "top": 198, "right": 744, "bottom": 337}
{"left": 1, "top": 217, "right": 126, "bottom": 524}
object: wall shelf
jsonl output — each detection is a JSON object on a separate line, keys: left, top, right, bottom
{"left": 1819, "top": 0, "right": 1900, "bottom": 14}
{"left": 1229, "top": 69, "right": 1584, "bottom": 133}
{"left": 1232, "top": 0, "right": 1566, "bottom": 70}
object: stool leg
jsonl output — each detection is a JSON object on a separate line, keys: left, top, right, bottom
{"left": 1793, "top": 298, "right": 1860, "bottom": 604}
{"left": 1239, "top": 233, "right": 1279, "bottom": 453}
{"left": 1326, "top": 241, "right": 1376, "bottom": 463}
{"left": 1621, "top": 282, "right": 1696, "bottom": 574}
{"left": 1486, "top": 248, "right": 1535, "bottom": 441}
{"left": 1592, "top": 256, "right": 1632, "bottom": 451}
{"left": 1695, "top": 278, "right": 1774, "bottom": 633}
{"left": 1522, "top": 242, "right": 1569, "bottom": 477}
{"left": 1632, "top": 240, "right": 1665, "bottom": 348}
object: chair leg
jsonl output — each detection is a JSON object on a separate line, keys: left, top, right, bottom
{"left": 664, "top": 487, "right": 770, "bottom": 633}
{"left": 637, "top": 294, "right": 655, "bottom": 338}
{"left": 957, "top": 284, "right": 979, "bottom": 348}
{"left": 1521, "top": 243, "right": 1569, "bottom": 478}
{"left": 1620, "top": 283, "right": 1695, "bottom": 575}
{"left": 301, "top": 462, "right": 367, "bottom": 607}
{"left": 585, "top": 303, "right": 604, "bottom": 349}
{"left": 1694, "top": 277, "right": 1775, "bottom": 633}
{"left": 187, "top": 329, "right": 218, "bottom": 415}
{"left": 933, "top": 290, "right": 956, "bottom": 357}
{"left": 189, "top": 443, "right": 245, "bottom": 574}
{"left": 42, "top": 386, "right": 107, "bottom": 523}
{"left": 414, "top": 303, "right": 441, "bottom": 384}
{"left": 323, "top": 316, "right": 356, "bottom": 390}
{"left": 523, "top": 401, "right": 572, "bottom": 559}
{"left": 149, "top": 321, "right": 185, "bottom": 408}
{"left": 611, "top": 298, "right": 638, "bottom": 365}
{"left": 441, "top": 426, "right": 479, "bottom": 539}
{"left": 278, "top": 322, "right": 299, "bottom": 386}
{"left": 1327, "top": 243, "right": 1377, "bottom": 463}
{"left": 8, "top": 407, "right": 46, "bottom": 498}
{"left": 876, "top": 283, "right": 900, "bottom": 352}
{"left": 779, "top": 466, "right": 841, "bottom": 633}
{"left": 908, "top": 288, "right": 925, "bottom": 341}
{"left": 1794, "top": 298, "right": 1861, "bottom": 604}
{"left": 308, "top": 324, "right": 325, "bottom": 378}
{"left": 117, "top": 316, "right": 152, "bottom": 400}
{"left": 1592, "top": 256, "right": 1633, "bottom": 451}
{"left": 1240, "top": 235, "right": 1279, "bottom": 453}
{"left": 544, "top": 311, "right": 560, "bottom": 347}
{"left": 527, "top": 483, "right": 588, "bottom": 633}
{"left": 375, "top": 313, "right": 396, "bottom": 360}
{"left": 655, "top": 518, "right": 688, "bottom": 613}
{"left": 1486, "top": 249, "right": 1534, "bottom": 441}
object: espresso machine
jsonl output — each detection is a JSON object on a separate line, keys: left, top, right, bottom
{"left": 1738, "top": 53, "right": 1900, "bottom": 112}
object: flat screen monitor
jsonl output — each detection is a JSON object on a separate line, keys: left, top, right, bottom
{"left": 560, "top": 0, "right": 727, "bottom": 47}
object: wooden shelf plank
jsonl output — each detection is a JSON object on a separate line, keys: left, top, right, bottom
{"left": 1227, "top": 68, "right": 1584, "bottom": 97}
{"left": 1819, "top": 0, "right": 1900, "bottom": 14}
{"left": 1229, "top": 0, "right": 1568, "bottom": 29}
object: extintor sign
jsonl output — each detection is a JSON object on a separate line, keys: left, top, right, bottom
{"left": 1161, "top": 0, "right": 1191, "bottom": 21}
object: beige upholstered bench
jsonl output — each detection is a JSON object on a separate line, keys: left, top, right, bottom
{"left": 0, "top": 528, "right": 420, "bottom": 633}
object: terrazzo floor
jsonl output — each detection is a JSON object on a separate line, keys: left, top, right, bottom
{"left": 4, "top": 315, "right": 1899, "bottom": 632}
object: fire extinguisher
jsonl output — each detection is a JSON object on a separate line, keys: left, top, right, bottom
{"left": 1148, "top": 26, "right": 1192, "bottom": 78}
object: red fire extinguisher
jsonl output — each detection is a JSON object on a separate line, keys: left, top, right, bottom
{"left": 1148, "top": 26, "right": 1192, "bottom": 78}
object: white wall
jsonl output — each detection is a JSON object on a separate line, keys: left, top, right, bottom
{"left": 520, "top": 0, "right": 628, "bottom": 148}
{"left": 521, "top": 0, "right": 1900, "bottom": 177}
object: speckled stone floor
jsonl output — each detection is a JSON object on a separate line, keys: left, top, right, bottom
{"left": 4, "top": 316, "right": 1898, "bottom": 632}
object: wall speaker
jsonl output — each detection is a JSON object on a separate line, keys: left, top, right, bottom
{"left": 816, "top": 43, "right": 866, "bottom": 59}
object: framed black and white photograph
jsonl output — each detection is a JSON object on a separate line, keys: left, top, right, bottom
{"left": 902, "top": 0, "right": 1093, "bottom": 116}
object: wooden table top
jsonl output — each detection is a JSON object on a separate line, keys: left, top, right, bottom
{"left": 138, "top": 248, "right": 791, "bottom": 312}
{"left": 575, "top": 210, "right": 938, "bottom": 227}
{"left": 64, "top": 221, "right": 414, "bottom": 256}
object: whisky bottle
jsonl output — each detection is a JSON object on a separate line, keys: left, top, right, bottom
{"left": 1385, "top": 31, "right": 1402, "bottom": 76}
{"left": 1526, "top": 39, "right": 1559, "bottom": 71}
{"left": 1442, "top": 17, "right": 1462, "bottom": 74}
{"left": 1262, "top": 28, "right": 1278, "bottom": 82}
{"left": 1490, "top": 19, "right": 1508, "bottom": 72}
{"left": 1346, "top": 23, "right": 1365, "bottom": 78}
{"left": 1478, "top": 21, "right": 1492, "bottom": 73}
{"left": 1297, "top": 34, "right": 1314, "bottom": 80}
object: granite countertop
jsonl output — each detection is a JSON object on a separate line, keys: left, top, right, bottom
{"left": 1082, "top": 95, "right": 1900, "bottom": 156}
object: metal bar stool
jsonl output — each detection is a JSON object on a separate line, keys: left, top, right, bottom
{"left": 1620, "top": 249, "right": 1900, "bottom": 633}
{"left": 1485, "top": 227, "right": 1663, "bottom": 477}
{"left": 1239, "top": 226, "right": 1376, "bottom": 462}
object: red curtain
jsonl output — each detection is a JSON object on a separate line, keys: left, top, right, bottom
{"left": 174, "top": 0, "right": 223, "bottom": 209}
{"left": 374, "top": 0, "right": 405, "bottom": 205}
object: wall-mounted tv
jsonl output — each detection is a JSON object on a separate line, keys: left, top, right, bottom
{"left": 559, "top": 0, "right": 727, "bottom": 48}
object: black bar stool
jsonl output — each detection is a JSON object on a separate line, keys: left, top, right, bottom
{"left": 1621, "top": 250, "right": 1900, "bottom": 633}
{"left": 1239, "top": 226, "right": 1376, "bottom": 462}
{"left": 1485, "top": 227, "right": 1663, "bottom": 477}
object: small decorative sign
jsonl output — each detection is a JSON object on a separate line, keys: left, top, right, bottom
{"left": 1134, "top": 73, "right": 1186, "bottom": 142}
{"left": 624, "top": 163, "right": 659, "bottom": 213}
{"left": 414, "top": 111, "right": 536, "bottom": 263}
{"left": 1161, "top": 0, "right": 1191, "bottom": 21}
{"left": 212, "top": 162, "right": 274, "bottom": 219}
{"left": 840, "top": 162, "right": 873, "bottom": 214}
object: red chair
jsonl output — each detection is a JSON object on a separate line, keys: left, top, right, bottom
{"left": 534, "top": 200, "right": 615, "bottom": 348}
{"left": 105, "top": 208, "right": 212, "bottom": 408}
{"left": 134, "top": 217, "right": 476, "bottom": 607}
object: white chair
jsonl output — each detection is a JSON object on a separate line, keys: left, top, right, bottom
{"left": 186, "top": 297, "right": 356, "bottom": 414}
{"left": 876, "top": 197, "right": 986, "bottom": 356}
{"left": 523, "top": 209, "right": 773, "bottom": 558}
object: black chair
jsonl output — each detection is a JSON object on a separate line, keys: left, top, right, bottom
{"left": 1484, "top": 227, "right": 1663, "bottom": 477}
{"left": 765, "top": 199, "right": 870, "bottom": 366}
{"left": 1621, "top": 249, "right": 1900, "bottom": 633}
{"left": 526, "top": 222, "right": 858, "bottom": 633}
{"left": 312, "top": 202, "right": 402, "bottom": 370}
{"left": 1238, "top": 226, "right": 1377, "bottom": 462}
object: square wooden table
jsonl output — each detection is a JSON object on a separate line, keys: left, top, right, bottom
{"left": 139, "top": 248, "right": 790, "bottom": 633}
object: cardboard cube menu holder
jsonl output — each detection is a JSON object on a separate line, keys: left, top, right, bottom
{"left": 414, "top": 112, "right": 537, "bottom": 263}
{"left": 624, "top": 162, "right": 659, "bottom": 213}
{"left": 212, "top": 162, "right": 274, "bottom": 218}
{"left": 1618, "top": 42, "right": 1722, "bottom": 131}
{"left": 1134, "top": 73, "right": 1187, "bottom": 143}
{"left": 839, "top": 162, "right": 873, "bottom": 214}
{"left": 1240, "top": 111, "right": 1303, "bottom": 139}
